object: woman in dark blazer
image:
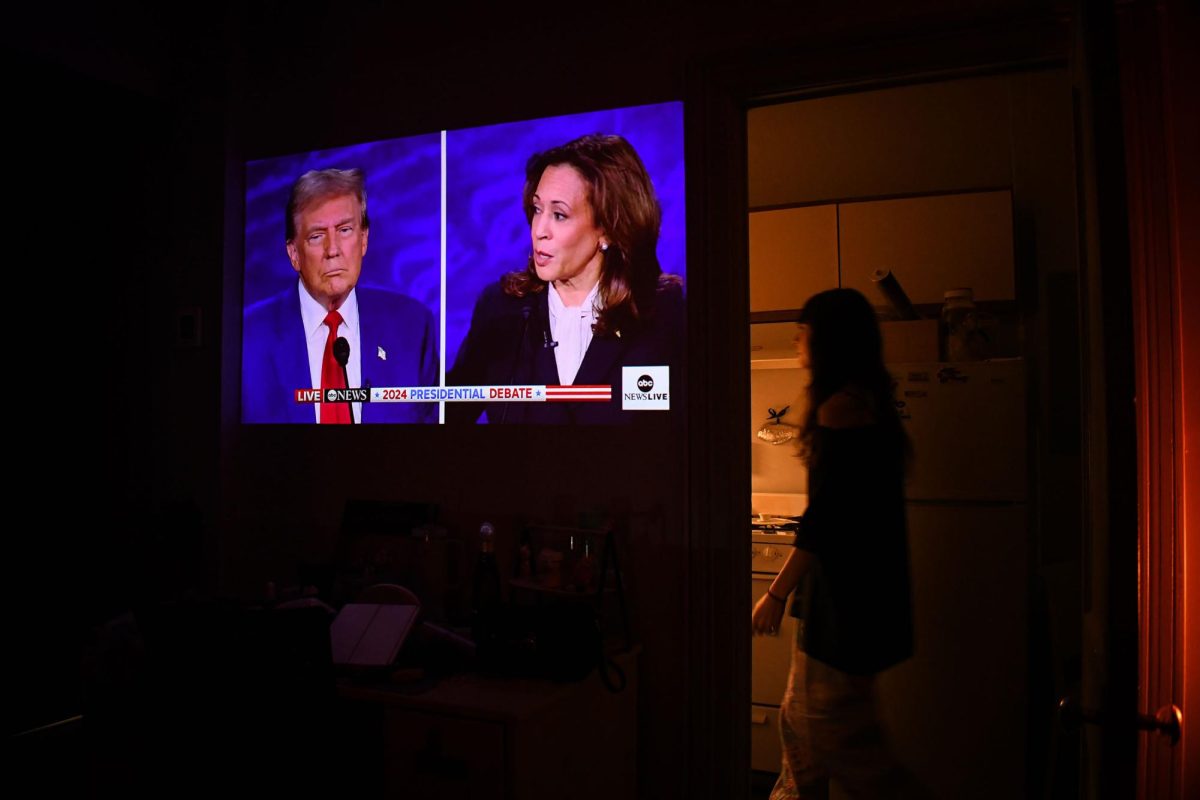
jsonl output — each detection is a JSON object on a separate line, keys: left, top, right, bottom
{"left": 447, "top": 134, "right": 684, "bottom": 424}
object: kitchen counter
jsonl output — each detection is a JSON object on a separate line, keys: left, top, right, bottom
{"left": 752, "top": 492, "right": 808, "bottom": 518}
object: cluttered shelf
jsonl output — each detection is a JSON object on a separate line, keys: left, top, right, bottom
{"left": 508, "top": 577, "right": 617, "bottom": 598}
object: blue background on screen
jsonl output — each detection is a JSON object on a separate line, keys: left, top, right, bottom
{"left": 444, "top": 102, "right": 685, "bottom": 373}
{"left": 243, "top": 134, "right": 442, "bottom": 318}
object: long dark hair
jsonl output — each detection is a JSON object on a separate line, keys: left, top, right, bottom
{"left": 797, "top": 288, "right": 910, "bottom": 465}
{"left": 502, "top": 133, "right": 679, "bottom": 336}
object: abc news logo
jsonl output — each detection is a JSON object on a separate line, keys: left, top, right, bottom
{"left": 622, "top": 366, "right": 670, "bottom": 410}
{"left": 325, "top": 388, "right": 370, "bottom": 403}
{"left": 294, "top": 388, "right": 371, "bottom": 404}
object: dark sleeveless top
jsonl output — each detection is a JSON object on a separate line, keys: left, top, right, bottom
{"left": 790, "top": 423, "right": 914, "bottom": 675}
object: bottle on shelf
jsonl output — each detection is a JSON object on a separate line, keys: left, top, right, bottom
{"left": 940, "top": 287, "right": 989, "bottom": 361}
{"left": 472, "top": 522, "right": 503, "bottom": 643}
{"left": 573, "top": 535, "right": 597, "bottom": 592}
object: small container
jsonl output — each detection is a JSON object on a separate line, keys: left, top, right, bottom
{"left": 940, "top": 288, "right": 987, "bottom": 361}
{"left": 537, "top": 548, "right": 565, "bottom": 588}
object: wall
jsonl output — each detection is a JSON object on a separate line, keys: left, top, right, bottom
{"left": 11, "top": 3, "right": 1082, "bottom": 796}
{"left": 220, "top": 10, "right": 1061, "bottom": 798}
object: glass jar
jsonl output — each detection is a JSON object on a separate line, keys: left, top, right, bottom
{"left": 941, "top": 288, "right": 979, "bottom": 361}
{"left": 472, "top": 522, "right": 502, "bottom": 642}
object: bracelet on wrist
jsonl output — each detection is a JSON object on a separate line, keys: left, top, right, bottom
{"left": 766, "top": 589, "right": 786, "bottom": 604}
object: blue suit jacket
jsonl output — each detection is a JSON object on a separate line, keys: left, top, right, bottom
{"left": 242, "top": 285, "right": 438, "bottom": 424}
{"left": 446, "top": 279, "right": 685, "bottom": 424}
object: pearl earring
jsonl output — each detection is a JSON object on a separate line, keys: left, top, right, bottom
{"left": 600, "top": 242, "right": 609, "bottom": 252}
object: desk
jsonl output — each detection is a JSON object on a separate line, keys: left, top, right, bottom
{"left": 338, "top": 649, "right": 638, "bottom": 799}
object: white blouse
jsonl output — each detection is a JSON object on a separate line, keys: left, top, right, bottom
{"left": 547, "top": 281, "right": 600, "bottom": 385}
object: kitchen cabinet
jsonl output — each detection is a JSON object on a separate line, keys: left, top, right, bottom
{"left": 749, "top": 189, "right": 1015, "bottom": 314}
{"left": 749, "top": 204, "right": 839, "bottom": 312}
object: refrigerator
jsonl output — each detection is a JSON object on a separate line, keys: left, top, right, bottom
{"left": 874, "top": 359, "right": 1030, "bottom": 800}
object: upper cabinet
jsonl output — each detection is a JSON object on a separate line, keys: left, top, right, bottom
{"left": 749, "top": 204, "right": 839, "bottom": 313}
{"left": 749, "top": 189, "right": 1014, "bottom": 314}
{"left": 839, "top": 191, "right": 1015, "bottom": 304}
{"left": 748, "top": 75, "right": 1027, "bottom": 317}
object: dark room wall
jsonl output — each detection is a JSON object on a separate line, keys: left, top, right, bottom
{"left": 11, "top": 2, "right": 1075, "bottom": 796}
{"left": 218, "top": 8, "right": 1065, "bottom": 797}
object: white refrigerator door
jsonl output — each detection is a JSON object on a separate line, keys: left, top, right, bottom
{"left": 876, "top": 502, "right": 1029, "bottom": 800}
{"left": 892, "top": 360, "right": 1027, "bottom": 502}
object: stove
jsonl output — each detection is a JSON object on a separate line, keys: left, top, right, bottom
{"left": 752, "top": 516, "right": 797, "bottom": 573}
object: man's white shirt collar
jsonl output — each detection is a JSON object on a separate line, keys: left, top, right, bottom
{"left": 297, "top": 281, "right": 362, "bottom": 422}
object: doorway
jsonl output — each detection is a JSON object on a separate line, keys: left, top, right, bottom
{"left": 682, "top": 11, "right": 1187, "bottom": 799}
{"left": 744, "top": 71, "right": 1085, "bottom": 799}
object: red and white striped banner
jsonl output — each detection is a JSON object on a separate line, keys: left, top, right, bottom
{"left": 543, "top": 385, "right": 612, "bottom": 402}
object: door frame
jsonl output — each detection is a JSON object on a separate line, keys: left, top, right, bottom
{"left": 683, "top": 13, "right": 1082, "bottom": 800}
{"left": 1113, "top": 1, "right": 1199, "bottom": 797}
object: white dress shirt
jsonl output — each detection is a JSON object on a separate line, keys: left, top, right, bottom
{"left": 547, "top": 281, "right": 600, "bottom": 386}
{"left": 298, "top": 281, "right": 362, "bottom": 423}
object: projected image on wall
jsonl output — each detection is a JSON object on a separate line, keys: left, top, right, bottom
{"left": 241, "top": 101, "right": 684, "bottom": 425}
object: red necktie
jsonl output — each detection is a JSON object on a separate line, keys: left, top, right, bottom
{"left": 320, "top": 310, "right": 352, "bottom": 424}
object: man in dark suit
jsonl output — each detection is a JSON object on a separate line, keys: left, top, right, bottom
{"left": 242, "top": 168, "right": 437, "bottom": 424}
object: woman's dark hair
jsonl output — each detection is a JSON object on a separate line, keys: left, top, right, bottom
{"left": 797, "top": 288, "right": 910, "bottom": 464}
{"left": 502, "top": 133, "right": 680, "bottom": 336}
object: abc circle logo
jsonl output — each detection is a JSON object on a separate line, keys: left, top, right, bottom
{"left": 326, "top": 389, "right": 339, "bottom": 403}
{"left": 622, "top": 365, "right": 669, "bottom": 410}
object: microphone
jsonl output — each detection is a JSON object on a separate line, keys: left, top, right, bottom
{"left": 333, "top": 337, "right": 356, "bottom": 424}
{"left": 541, "top": 305, "right": 558, "bottom": 349}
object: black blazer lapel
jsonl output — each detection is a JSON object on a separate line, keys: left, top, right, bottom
{"left": 573, "top": 333, "right": 624, "bottom": 387}
{"left": 531, "top": 291, "right": 561, "bottom": 385}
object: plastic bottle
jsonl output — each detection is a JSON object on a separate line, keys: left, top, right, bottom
{"left": 472, "top": 522, "right": 503, "bottom": 642}
{"left": 573, "top": 535, "right": 597, "bottom": 592}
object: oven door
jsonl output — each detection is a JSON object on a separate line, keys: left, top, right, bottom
{"left": 751, "top": 574, "right": 797, "bottom": 705}
{"left": 751, "top": 573, "right": 798, "bottom": 774}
